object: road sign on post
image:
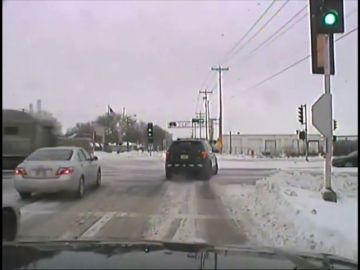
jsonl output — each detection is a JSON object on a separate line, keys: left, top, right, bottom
{"left": 312, "top": 93, "right": 333, "bottom": 137}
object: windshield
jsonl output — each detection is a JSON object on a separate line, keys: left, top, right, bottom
{"left": 26, "top": 149, "right": 73, "bottom": 161}
{"left": 3, "top": 0, "right": 358, "bottom": 268}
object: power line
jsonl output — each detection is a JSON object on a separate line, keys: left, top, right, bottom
{"left": 195, "top": 92, "right": 201, "bottom": 114}
{"left": 335, "top": 26, "right": 358, "bottom": 41}
{"left": 234, "top": 7, "right": 357, "bottom": 72}
{"left": 226, "top": 0, "right": 290, "bottom": 64}
{"left": 247, "top": 54, "right": 310, "bottom": 90}
{"left": 246, "top": 7, "right": 357, "bottom": 62}
{"left": 195, "top": 70, "right": 217, "bottom": 114}
{"left": 243, "top": 27, "right": 358, "bottom": 91}
{"left": 220, "top": 0, "right": 276, "bottom": 64}
{"left": 245, "top": 5, "right": 308, "bottom": 59}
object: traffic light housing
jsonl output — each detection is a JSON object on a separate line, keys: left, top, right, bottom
{"left": 333, "top": 120, "right": 337, "bottom": 130}
{"left": 308, "top": 0, "right": 335, "bottom": 75}
{"left": 147, "top": 122, "right": 154, "bottom": 143}
{"left": 299, "top": 130, "right": 306, "bottom": 141}
{"left": 319, "top": 0, "right": 344, "bottom": 34}
{"left": 168, "top": 122, "right": 177, "bottom": 128}
{"left": 192, "top": 118, "right": 199, "bottom": 124}
{"left": 298, "top": 106, "right": 304, "bottom": 125}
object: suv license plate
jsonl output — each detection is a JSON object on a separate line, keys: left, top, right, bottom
{"left": 180, "top": 155, "right": 189, "bottom": 160}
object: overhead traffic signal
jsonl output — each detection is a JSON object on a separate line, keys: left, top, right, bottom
{"left": 168, "top": 122, "right": 177, "bottom": 128}
{"left": 319, "top": 0, "right": 344, "bottom": 34}
{"left": 147, "top": 122, "right": 154, "bottom": 143}
{"left": 298, "top": 106, "right": 304, "bottom": 125}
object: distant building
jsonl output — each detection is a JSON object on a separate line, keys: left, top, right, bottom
{"left": 222, "top": 133, "right": 358, "bottom": 156}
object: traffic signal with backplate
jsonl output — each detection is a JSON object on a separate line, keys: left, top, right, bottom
{"left": 308, "top": 0, "right": 336, "bottom": 74}
{"left": 298, "top": 106, "right": 304, "bottom": 125}
{"left": 333, "top": 120, "right": 337, "bottom": 130}
{"left": 147, "top": 122, "right": 154, "bottom": 143}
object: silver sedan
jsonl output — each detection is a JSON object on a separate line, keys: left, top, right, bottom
{"left": 14, "top": 147, "right": 101, "bottom": 199}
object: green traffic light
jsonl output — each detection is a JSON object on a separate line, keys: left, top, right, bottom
{"left": 323, "top": 10, "right": 338, "bottom": 26}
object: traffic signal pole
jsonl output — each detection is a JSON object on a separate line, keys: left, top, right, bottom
{"left": 322, "top": 34, "right": 336, "bottom": 202}
{"left": 304, "top": 104, "right": 309, "bottom": 161}
{"left": 308, "top": 0, "right": 343, "bottom": 202}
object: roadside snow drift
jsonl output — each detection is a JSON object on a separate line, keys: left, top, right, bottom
{"left": 214, "top": 170, "right": 358, "bottom": 261}
{"left": 94, "top": 151, "right": 164, "bottom": 160}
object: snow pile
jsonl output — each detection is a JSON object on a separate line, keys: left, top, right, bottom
{"left": 214, "top": 170, "right": 358, "bottom": 261}
{"left": 217, "top": 158, "right": 325, "bottom": 170}
{"left": 94, "top": 150, "right": 164, "bottom": 160}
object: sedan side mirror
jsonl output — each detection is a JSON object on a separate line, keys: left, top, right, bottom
{"left": 93, "top": 156, "right": 98, "bottom": 161}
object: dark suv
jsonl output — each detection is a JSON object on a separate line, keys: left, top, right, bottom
{"left": 165, "top": 139, "right": 218, "bottom": 180}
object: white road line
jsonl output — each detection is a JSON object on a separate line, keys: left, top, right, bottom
{"left": 78, "top": 212, "right": 116, "bottom": 239}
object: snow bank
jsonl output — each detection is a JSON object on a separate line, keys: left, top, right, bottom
{"left": 217, "top": 158, "right": 324, "bottom": 170}
{"left": 94, "top": 151, "right": 164, "bottom": 160}
{"left": 214, "top": 170, "right": 358, "bottom": 261}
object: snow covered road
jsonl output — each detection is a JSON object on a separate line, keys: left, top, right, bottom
{"left": 3, "top": 151, "right": 357, "bottom": 262}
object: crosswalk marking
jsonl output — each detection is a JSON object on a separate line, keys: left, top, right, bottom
{"left": 78, "top": 212, "right": 117, "bottom": 239}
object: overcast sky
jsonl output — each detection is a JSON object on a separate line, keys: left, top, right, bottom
{"left": 3, "top": 0, "right": 358, "bottom": 138}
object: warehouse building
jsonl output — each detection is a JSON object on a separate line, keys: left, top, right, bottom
{"left": 222, "top": 133, "right": 357, "bottom": 157}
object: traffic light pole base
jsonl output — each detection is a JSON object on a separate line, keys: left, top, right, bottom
{"left": 321, "top": 188, "right": 337, "bottom": 203}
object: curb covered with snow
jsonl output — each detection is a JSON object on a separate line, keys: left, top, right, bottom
{"left": 214, "top": 170, "right": 358, "bottom": 261}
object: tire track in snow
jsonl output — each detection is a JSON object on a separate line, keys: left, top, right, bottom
{"left": 145, "top": 182, "right": 191, "bottom": 241}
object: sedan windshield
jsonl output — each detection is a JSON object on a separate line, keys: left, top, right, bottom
{"left": 26, "top": 149, "right": 73, "bottom": 161}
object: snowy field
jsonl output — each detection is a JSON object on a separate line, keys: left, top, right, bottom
{"left": 213, "top": 170, "right": 358, "bottom": 261}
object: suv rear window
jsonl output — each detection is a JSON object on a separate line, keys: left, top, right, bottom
{"left": 169, "top": 141, "right": 204, "bottom": 153}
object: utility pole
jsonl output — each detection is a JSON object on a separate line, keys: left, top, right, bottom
{"left": 122, "top": 107, "right": 130, "bottom": 152}
{"left": 229, "top": 131, "right": 232, "bottom": 155}
{"left": 211, "top": 65, "right": 229, "bottom": 153}
{"left": 304, "top": 104, "right": 309, "bottom": 161}
{"left": 194, "top": 120, "right": 197, "bottom": 138}
{"left": 196, "top": 112, "right": 205, "bottom": 139}
{"left": 200, "top": 89, "right": 213, "bottom": 140}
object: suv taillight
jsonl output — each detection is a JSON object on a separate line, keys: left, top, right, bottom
{"left": 56, "top": 167, "right": 74, "bottom": 176}
{"left": 166, "top": 151, "right": 170, "bottom": 161}
{"left": 15, "top": 167, "right": 27, "bottom": 176}
{"left": 201, "top": 151, "right": 209, "bottom": 159}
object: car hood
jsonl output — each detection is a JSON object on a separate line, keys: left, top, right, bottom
{"left": 3, "top": 240, "right": 357, "bottom": 269}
